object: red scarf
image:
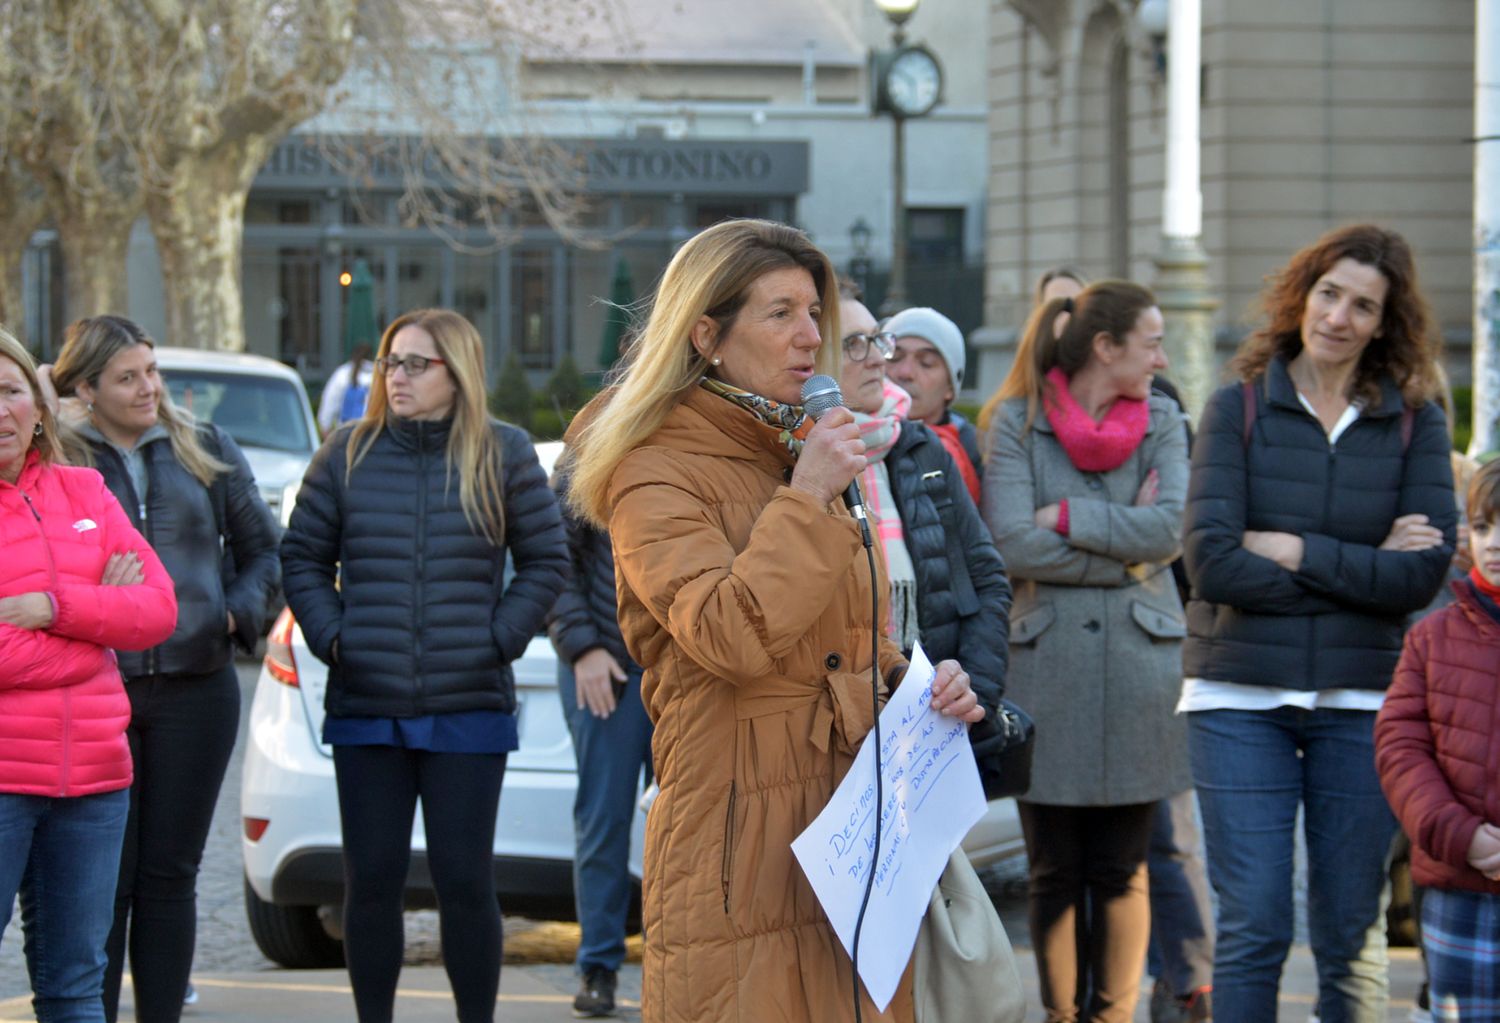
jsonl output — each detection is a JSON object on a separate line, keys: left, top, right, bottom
{"left": 1043, "top": 367, "right": 1150, "bottom": 472}
{"left": 1468, "top": 566, "right": 1500, "bottom": 603}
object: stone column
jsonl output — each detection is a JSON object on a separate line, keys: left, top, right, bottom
{"left": 1471, "top": 0, "right": 1500, "bottom": 455}
{"left": 1152, "top": 0, "right": 1218, "bottom": 419}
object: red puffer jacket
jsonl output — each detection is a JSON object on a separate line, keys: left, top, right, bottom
{"left": 1376, "top": 580, "right": 1500, "bottom": 895}
{"left": 1, "top": 451, "right": 178, "bottom": 797}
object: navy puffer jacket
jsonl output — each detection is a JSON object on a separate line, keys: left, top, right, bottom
{"left": 886, "top": 421, "right": 1010, "bottom": 711}
{"left": 1183, "top": 354, "right": 1456, "bottom": 690}
{"left": 280, "top": 416, "right": 569, "bottom": 717}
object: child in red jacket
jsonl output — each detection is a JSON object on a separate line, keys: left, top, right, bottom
{"left": 1376, "top": 457, "right": 1500, "bottom": 1023}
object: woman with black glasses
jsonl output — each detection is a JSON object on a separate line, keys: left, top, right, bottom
{"left": 281, "top": 309, "right": 569, "bottom": 1023}
{"left": 836, "top": 280, "right": 1010, "bottom": 778}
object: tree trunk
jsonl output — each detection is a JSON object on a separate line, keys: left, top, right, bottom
{"left": 55, "top": 209, "right": 133, "bottom": 323}
{"left": 146, "top": 148, "right": 263, "bottom": 351}
{"left": 0, "top": 245, "right": 30, "bottom": 345}
{"left": 0, "top": 179, "right": 48, "bottom": 345}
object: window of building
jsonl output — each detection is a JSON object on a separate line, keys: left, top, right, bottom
{"left": 906, "top": 208, "right": 964, "bottom": 265}
{"left": 244, "top": 246, "right": 321, "bottom": 368}
{"left": 245, "top": 199, "right": 315, "bottom": 225}
{"left": 512, "top": 250, "right": 555, "bottom": 370}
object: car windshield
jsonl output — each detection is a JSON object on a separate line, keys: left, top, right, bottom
{"left": 162, "top": 370, "right": 313, "bottom": 455}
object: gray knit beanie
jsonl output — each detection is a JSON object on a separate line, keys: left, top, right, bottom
{"left": 883, "top": 306, "right": 964, "bottom": 398}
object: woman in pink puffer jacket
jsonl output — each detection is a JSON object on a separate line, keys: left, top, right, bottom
{"left": 0, "top": 328, "right": 177, "bottom": 1023}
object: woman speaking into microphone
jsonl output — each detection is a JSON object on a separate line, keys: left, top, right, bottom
{"left": 564, "top": 219, "right": 984, "bottom": 1023}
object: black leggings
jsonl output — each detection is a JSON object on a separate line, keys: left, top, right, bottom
{"left": 103, "top": 664, "right": 241, "bottom": 1023}
{"left": 333, "top": 744, "right": 507, "bottom": 1023}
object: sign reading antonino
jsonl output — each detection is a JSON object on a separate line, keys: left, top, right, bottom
{"left": 256, "top": 135, "right": 808, "bottom": 197}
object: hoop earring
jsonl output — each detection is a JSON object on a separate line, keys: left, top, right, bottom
{"left": 33, "top": 423, "right": 43, "bottom": 436}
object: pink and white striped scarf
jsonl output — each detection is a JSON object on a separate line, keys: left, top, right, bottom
{"left": 852, "top": 381, "right": 920, "bottom": 650}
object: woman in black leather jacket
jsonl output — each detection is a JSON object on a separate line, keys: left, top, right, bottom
{"left": 50, "top": 315, "right": 280, "bottom": 1023}
{"left": 280, "top": 308, "right": 568, "bottom": 1023}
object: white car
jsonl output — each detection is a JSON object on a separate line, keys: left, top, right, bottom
{"left": 155, "top": 347, "right": 318, "bottom": 527}
{"left": 240, "top": 441, "right": 1021, "bottom": 967}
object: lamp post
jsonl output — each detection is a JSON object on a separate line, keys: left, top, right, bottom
{"left": 849, "top": 216, "right": 874, "bottom": 297}
{"left": 871, "top": 0, "right": 941, "bottom": 316}
{"left": 1472, "top": 0, "right": 1500, "bottom": 456}
{"left": 1146, "top": 0, "right": 1218, "bottom": 419}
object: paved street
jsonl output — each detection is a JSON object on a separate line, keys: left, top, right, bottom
{"left": 1, "top": 659, "right": 1426, "bottom": 1020}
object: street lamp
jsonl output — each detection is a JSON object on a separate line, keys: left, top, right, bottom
{"left": 848, "top": 216, "right": 873, "bottom": 296}
{"left": 1137, "top": 0, "right": 1169, "bottom": 79}
{"left": 873, "top": 0, "right": 919, "bottom": 38}
{"left": 870, "top": 0, "right": 943, "bottom": 315}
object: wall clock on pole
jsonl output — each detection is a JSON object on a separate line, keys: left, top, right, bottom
{"left": 876, "top": 44, "right": 943, "bottom": 119}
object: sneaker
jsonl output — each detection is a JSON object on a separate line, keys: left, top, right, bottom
{"left": 572, "top": 967, "right": 617, "bottom": 1018}
{"left": 1150, "top": 979, "right": 1212, "bottom": 1023}
{"left": 183, "top": 982, "right": 198, "bottom": 1007}
{"left": 1150, "top": 979, "right": 1182, "bottom": 1023}
{"left": 1410, "top": 980, "right": 1432, "bottom": 1022}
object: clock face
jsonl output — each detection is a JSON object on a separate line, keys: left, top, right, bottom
{"left": 886, "top": 47, "right": 941, "bottom": 117}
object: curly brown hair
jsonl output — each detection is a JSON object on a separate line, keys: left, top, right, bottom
{"left": 1230, "top": 223, "right": 1441, "bottom": 408}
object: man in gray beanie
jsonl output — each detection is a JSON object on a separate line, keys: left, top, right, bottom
{"left": 885, "top": 306, "right": 982, "bottom": 503}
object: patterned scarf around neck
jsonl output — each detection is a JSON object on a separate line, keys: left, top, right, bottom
{"left": 1043, "top": 366, "right": 1150, "bottom": 472}
{"left": 699, "top": 375, "right": 811, "bottom": 455}
{"left": 852, "top": 381, "right": 920, "bottom": 651}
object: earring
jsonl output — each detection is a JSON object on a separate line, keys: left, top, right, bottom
{"left": 33, "top": 423, "right": 42, "bottom": 436}
{"left": 87, "top": 402, "right": 95, "bottom": 414}
{"left": 711, "top": 356, "right": 722, "bottom": 366}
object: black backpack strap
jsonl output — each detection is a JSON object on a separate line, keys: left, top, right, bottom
{"left": 1241, "top": 379, "right": 1257, "bottom": 448}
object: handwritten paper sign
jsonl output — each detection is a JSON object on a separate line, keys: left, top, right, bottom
{"left": 791, "top": 642, "right": 987, "bottom": 1010}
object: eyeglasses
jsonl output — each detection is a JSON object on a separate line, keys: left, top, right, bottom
{"left": 375, "top": 354, "right": 446, "bottom": 378}
{"left": 842, "top": 331, "right": 896, "bottom": 363}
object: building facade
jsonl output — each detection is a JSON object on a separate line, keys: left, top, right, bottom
{"left": 22, "top": 0, "right": 991, "bottom": 386}
{"left": 975, "top": 0, "right": 1476, "bottom": 401}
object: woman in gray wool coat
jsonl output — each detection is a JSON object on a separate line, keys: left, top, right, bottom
{"left": 980, "top": 280, "right": 1191, "bottom": 1023}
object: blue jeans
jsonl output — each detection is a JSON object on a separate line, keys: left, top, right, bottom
{"left": 1146, "top": 789, "right": 1215, "bottom": 997}
{"left": 556, "top": 660, "right": 653, "bottom": 974}
{"left": 1189, "top": 707, "right": 1397, "bottom": 1023}
{"left": 0, "top": 789, "right": 130, "bottom": 1023}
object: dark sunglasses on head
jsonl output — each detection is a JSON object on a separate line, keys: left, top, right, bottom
{"left": 375, "top": 354, "right": 446, "bottom": 377}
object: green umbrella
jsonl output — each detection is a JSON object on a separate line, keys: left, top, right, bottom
{"left": 343, "top": 258, "right": 378, "bottom": 359}
{"left": 597, "top": 256, "right": 635, "bottom": 370}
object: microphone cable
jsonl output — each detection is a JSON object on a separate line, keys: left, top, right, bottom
{"left": 849, "top": 531, "right": 879, "bottom": 1023}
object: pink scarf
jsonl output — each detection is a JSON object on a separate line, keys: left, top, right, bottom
{"left": 1043, "top": 367, "right": 1149, "bottom": 472}
{"left": 852, "top": 381, "right": 919, "bottom": 649}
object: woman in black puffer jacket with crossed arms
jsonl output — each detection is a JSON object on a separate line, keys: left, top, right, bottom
{"left": 281, "top": 308, "right": 569, "bottom": 1023}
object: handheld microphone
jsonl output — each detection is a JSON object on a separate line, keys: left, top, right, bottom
{"left": 800, "top": 374, "right": 873, "bottom": 548}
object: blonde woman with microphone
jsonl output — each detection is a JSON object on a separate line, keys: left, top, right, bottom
{"left": 565, "top": 219, "right": 984, "bottom": 1023}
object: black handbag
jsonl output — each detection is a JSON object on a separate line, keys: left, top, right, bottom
{"left": 970, "top": 698, "right": 1035, "bottom": 800}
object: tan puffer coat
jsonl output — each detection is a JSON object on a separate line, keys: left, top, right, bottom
{"left": 608, "top": 385, "right": 913, "bottom": 1023}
